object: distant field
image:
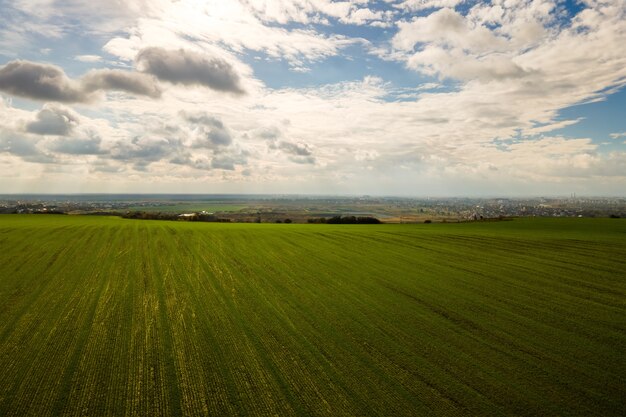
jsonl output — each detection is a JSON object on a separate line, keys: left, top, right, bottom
{"left": 0, "top": 215, "right": 624, "bottom": 416}
{"left": 125, "top": 203, "right": 247, "bottom": 213}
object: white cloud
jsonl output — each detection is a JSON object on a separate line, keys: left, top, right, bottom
{"left": 75, "top": 55, "right": 103, "bottom": 63}
{"left": 243, "top": 0, "right": 392, "bottom": 26}
{"left": 49, "top": 134, "right": 106, "bottom": 155}
{"left": 393, "top": 0, "right": 465, "bottom": 12}
{"left": 9, "top": 0, "right": 167, "bottom": 34}
{"left": 523, "top": 119, "right": 583, "bottom": 136}
{"left": 393, "top": 8, "right": 508, "bottom": 53}
{"left": 0, "top": 0, "right": 625, "bottom": 194}
{"left": 26, "top": 104, "right": 80, "bottom": 136}
{"left": 342, "top": 8, "right": 392, "bottom": 25}
{"left": 102, "top": 0, "right": 361, "bottom": 72}
{"left": 406, "top": 45, "right": 530, "bottom": 81}
{"left": 385, "top": 0, "right": 626, "bottom": 145}
{"left": 4, "top": 0, "right": 366, "bottom": 72}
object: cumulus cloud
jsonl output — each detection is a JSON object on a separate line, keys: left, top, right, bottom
{"left": 0, "top": 61, "right": 88, "bottom": 103}
{"left": 26, "top": 105, "right": 80, "bottom": 136}
{"left": 169, "top": 154, "right": 193, "bottom": 166}
{"left": 82, "top": 69, "right": 162, "bottom": 98}
{"left": 49, "top": 135, "right": 106, "bottom": 155}
{"left": 108, "top": 135, "right": 183, "bottom": 171}
{"left": 386, "top": 0, "right": 626, "bottom": 116}
{"left": 387, "top": 4, "right": 560, "bottom": 82}
{"left": 211, "top": 155, "right": 236, "bottom": 170}
{"left": 0, "top": 60, "right": 162, "bottom": 102}
{"left": 289, "top": 155, "right": 316, "bottom": 164}
{"left": 339, "top": 7, "right": 393, "bottom": 26}
{"left": 211, "top": 149, "right": 248, "bottom": 170}
{"left": 269, "top": 139, "right": 316, "bottom": 164}
{"left": 256, "top": 126, "right": 282, "bottom": 140}
{"left": 136, "top": 47, "right": 245, "bottom": 94}
{"left": 276, "top": 141, "right": 313, "bottom": 157}
{"left": 203, "top": 128, "right": 232, "bottom": 147}
{"left": 185, "top": 113, "right": 233, "bottom": 148}
{"left": 111, "top": 136, "right": 179, "bottom": 162}
{"left": 406, "top": 45, "right": 530, "bottom": 81}
{"left": 185, "top": 113, "right": 225, "bottom": 127}
{"left": 0, "top": 129, "right": 56, "bottom": 163}
{"left": 0, "top": 131, "right": 38, "bottom": 157}
{"left": 393, "top": 8, "right": 507, "bottom": 54}
{"left": 394, "top": 0, "right": 464, "bottom": 11}
{"left": 81, "top": 112, "right": 248, "bottom": 173}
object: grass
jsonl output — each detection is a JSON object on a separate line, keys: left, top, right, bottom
{"left": 0, "top": 215, "right": 624, "bottom": 416}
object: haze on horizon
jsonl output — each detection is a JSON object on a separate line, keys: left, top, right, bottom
{"left": 0, "top": 0, "right": 625, "bottom": 196}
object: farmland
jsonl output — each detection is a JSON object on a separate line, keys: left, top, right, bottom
{"left": 0, "top": 215, "right": 624, "bottom": 416}
{"left": 124, "top": 203, "right": 247, "bottom": 213}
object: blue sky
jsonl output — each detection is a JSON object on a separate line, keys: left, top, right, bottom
{"left": 556, "top": 87, "right": 626, "bottom": 147}
{"left": 0, "top": 0, "right": 624, "bottom": 195}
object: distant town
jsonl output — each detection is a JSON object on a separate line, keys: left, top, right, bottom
{"left": 1, "top": 194, "right": 624, "bottom": 223}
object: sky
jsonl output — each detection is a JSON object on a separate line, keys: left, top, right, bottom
{"left": 0, "top": 0, "right": 624, "bottom": 196}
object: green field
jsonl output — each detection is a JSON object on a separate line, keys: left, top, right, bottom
{"left": 0, "top": 215, "right": 624, "bottom": 416}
